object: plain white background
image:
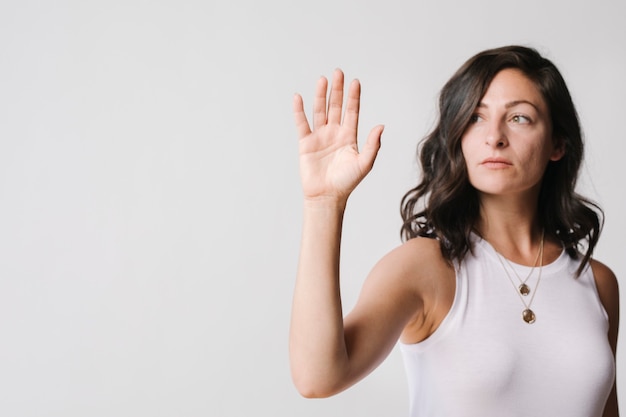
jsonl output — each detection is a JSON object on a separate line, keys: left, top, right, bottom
{"left": 0, "top": 1, "right": 624, "bottom": 416}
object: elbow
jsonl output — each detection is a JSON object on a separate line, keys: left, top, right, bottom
{"left": 289, "top": 343, "right": 350, "bottom": 398}
{"left": 291, "top": 369, "right": 343, "bottom": 399}
{"left": 293, "top": 381, "right": 337, "bottom": 399}
{"left": 296, "top": 387, "right": 328, "bottom": 399}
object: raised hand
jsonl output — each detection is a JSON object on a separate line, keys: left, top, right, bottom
{"left": 293, "top": 69, "right": 383, "bottom": 203}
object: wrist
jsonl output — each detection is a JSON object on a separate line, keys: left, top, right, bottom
{"left": 303, "top": 196, "right": 348, "bottom": 212}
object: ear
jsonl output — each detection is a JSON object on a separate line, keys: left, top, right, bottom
{"left": 550, "top": 137, "right": 565, "bottom": 161}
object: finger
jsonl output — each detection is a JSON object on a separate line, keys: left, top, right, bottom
{"left": 293, "top": 93, "right": 311, "bottom": 139}
{"left": 313, "top": 76, "right": 328, "bottom": 129}
{"left": 359, "top": 125, "right": 384, "bottom": 174}
{"left": 327, "top": 68, "right": 345, "bottom": 125}
{"left": 342, "top": 79, "right": 361, "bottom": 133}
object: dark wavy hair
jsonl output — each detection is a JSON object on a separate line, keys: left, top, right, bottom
{"left": 400, "top": 45, "right": 602, "bottom": 274}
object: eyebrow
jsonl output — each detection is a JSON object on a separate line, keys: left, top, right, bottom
{"left": 476, "top": 100, "right": 540, "bottom": 111}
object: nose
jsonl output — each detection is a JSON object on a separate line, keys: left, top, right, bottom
{"left": 485, "top": 120, "right": 508, "bottom": 148}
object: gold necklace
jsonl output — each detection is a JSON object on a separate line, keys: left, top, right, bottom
{"left": 494, "top": 233, "right": 544, "bottom": 324}
{"left": 499, "top": 230, "right": 543, "bottom": 296}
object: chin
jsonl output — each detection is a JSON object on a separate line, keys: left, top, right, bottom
{"left": 470, "top": 178, "right": 524, "bottom": 195}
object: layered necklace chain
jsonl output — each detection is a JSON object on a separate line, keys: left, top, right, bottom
{"left": 494, "top": 231, "right": 544, "bottom": 324}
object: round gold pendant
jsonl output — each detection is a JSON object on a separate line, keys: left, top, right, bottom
{"left": 519, "top": 283, "right": 530, "bottom": 296}
{"left": 522, "top": 309, "right": 536, "bottom": 324}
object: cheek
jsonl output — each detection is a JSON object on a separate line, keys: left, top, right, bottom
{"left": 520, "top": 145, "right": 552, "bottom": 179}
{"left": 460, "top": 136, "right": 473, "bottom": 161}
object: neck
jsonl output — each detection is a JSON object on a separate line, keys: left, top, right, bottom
{"left": 476, "top": 191, "right": 543, "bottom": 264}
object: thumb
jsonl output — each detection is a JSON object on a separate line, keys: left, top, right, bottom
{"left": 359, "top": 125, "right": 384, "bottom": 173}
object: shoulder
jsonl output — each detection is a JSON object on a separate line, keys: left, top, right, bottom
{"left": 372, "top": 237, "right": 455, "bottom": 344}
{"left": 361, "top": 237, "right": 454, "bottom": 309}
{"left": 589, "top": 258, "right": 619, "bottom": 344}
{"left": 590, "top": 258, "right": 619, "bottom": 304}
{"left": 372, "top": 237, "right": 453, "bottom": 285}
{"left": 346, "top": 237, "right": 453, "bottom": 339}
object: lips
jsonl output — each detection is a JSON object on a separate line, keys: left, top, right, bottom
{"left": 480, "top": 157, "right": 512, "bottom": 168}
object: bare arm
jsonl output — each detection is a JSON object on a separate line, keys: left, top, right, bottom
{"left": 289, "top": 70, "right": 418, "bottom": 398}
{"left": 290, "top": 218, "right": 427, "bottom": 398}
{"left": 592, "top": 259, "right": 620, "bottom": 417}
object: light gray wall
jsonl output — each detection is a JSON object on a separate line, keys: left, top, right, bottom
{"left": 0, "top": 1, "right": 624, "bottom": 416}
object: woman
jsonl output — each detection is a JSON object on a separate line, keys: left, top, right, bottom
{"left": 289, "top": 45, "right": 618, "bottom": 416}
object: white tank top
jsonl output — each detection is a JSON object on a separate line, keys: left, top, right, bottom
{"left": 399, "top": 235, "right": 615, "bottom": 417}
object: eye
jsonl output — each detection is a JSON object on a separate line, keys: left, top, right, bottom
{"left": 511, "top": 114, "right": 531, "bottom": 124}
{"left": 469, "top": 114, "right": 483, "bottom": 124}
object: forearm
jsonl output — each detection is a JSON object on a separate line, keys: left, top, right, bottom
{"left": 289, "top": 199, "right": 351, "bottom": 397}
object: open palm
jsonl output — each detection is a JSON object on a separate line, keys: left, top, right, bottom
{"left": 294, "top": 69, "right": 383, "bottom": 203}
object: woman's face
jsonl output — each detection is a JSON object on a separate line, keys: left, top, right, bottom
{"left": 461, "top": 68, "right": 564, "bottom": 198}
